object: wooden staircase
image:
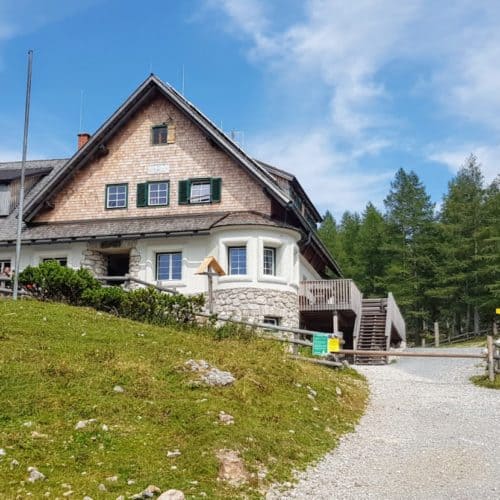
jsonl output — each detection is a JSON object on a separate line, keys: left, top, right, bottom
{"left": 355, "top": 298, "right": 388, "bottom": 365}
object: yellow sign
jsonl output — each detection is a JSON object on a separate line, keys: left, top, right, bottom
{"left": 496, "top": 308, "right": 500, "bottom": 315}
{"left": 328, "top": 337, "right": 340, "bottom": 353}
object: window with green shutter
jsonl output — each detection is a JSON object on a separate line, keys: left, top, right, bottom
{"left": 136, "top": 181, "right": 169, "bottom": 207}
{"left": 177, "top": 178, "right": 222, "bottom": 205}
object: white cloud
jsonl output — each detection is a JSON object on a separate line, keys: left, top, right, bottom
{"left": 429, "top": 145, "right": 500, "bottom": 183}
{"left": 204, "top": 0, "right": 500, "bottom": 212}
{"left": 248, "top": 128, "right": 393, "bottom": 215}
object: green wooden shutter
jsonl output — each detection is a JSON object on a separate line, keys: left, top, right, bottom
{"left": 178, "top": 180, "right": 190, "bottom": 205}
{"left": 137, "top": 183, "right": 148, "bottom": 207}
{"left": 211, "top": 178, "right": 222, "bottom": 203}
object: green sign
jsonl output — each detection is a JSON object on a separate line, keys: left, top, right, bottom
{"left": 312, "top": 333, "right": 329, "bottom": 356}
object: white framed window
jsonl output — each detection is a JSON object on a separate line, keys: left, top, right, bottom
{"left": 42, "top": 257, "right": 68, "bottom": 267}
{"left": 156, "top": 252, "right": 182, "bottom": 281}
{"left": 263, "top": 247, "right": 276, "bottom": 276}
{"left": 190, "top": 181, "right": 211, "bottom": 204}
{"left": 263, "top": 316, "right": 280, "bottom": 326}
{"left": 148, "top": 182, "right": 169, "bottom": 206}
{"left": 106, "top": 184, "right": 128, "bottom": 209}
{"left": 228, "top": 246, "right": 247, "bottom": 275}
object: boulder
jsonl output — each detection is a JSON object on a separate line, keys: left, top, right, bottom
{"left": 202, "top": 368, "right": 235, "bottom": 387}
{"left": 27, "top": 466, "right": 45, "bottom": 482}
{"left": 158, "top": 490, "right": 185, "bottom": 500}
{"left": 218, "top": 411, "right": 235, "bottom": 425}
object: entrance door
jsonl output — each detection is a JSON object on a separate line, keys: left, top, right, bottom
{"left": 106, "top": 253, "right": 130, "bottom": 284}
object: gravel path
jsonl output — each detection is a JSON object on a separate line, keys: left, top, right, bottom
{"left": 268, "top": 348, "right": 500, "bottom": 500}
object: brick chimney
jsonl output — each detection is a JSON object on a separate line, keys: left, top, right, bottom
{"left": 77, "top": 133, "right": 91, "bottom": 150}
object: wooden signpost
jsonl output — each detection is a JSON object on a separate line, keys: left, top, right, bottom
{"left": 196, "top": 256, "right": 225, "bottom": 314}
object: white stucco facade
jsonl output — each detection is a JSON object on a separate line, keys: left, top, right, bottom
{"left": 2, "top": 224, "right": 321, "bottom": 327}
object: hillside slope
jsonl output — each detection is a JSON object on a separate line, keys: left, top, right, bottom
{"left": 0, "top": 300, "right": 367, "bottom": 498}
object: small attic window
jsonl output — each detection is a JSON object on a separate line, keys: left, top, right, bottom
{"left": 152, "top": 125, "right": 168, "bottom": 145}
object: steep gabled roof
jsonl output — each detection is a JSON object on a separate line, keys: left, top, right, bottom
{"left": 16, "top": 75, "right": 341, "bottom": 277}
{"left": 255, "top": 159, "right": 323, "bottom": 223}
{"left": 0, "top": 159, "right": 68, "bottom": 182}
{"left": 23, "top": 75, "right": 289, "bottom": 221}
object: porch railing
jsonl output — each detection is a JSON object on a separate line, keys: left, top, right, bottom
{"left": 299, "top": 279, "right": 362, "bottom": 316}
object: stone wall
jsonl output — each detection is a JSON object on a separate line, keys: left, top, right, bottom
{"left": 81, "top": 244, "right": 107, "bottom": 276}
{"left": 213, "top": 287, "right": 299, "bottom": 328}
{"left": 80, "top": 240, "right": 141, "bottom": 288}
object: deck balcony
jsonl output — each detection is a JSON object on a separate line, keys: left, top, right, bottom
{"left": 299, "top": 279, "right": 363, "bottom": 315}
{"left": 298, "top": 279, "right": 363, "bottom": 347}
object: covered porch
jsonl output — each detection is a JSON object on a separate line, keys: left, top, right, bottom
{"left": 298, "top": 279, "right": 363, "bottom": 349}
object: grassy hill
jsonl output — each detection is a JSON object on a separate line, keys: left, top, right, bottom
{"left": 0, "top": 300, "right": 367, "bottom": 498}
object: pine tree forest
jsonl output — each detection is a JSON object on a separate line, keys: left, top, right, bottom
{"left": 318, "top": 155, "right": 500, "bottom": 341}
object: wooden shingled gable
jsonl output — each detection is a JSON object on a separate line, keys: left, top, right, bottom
{"left": 22, "top": 74, "right": 289, "bottom": 222}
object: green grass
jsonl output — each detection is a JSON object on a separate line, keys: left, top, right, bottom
{"left": 0, "top": 299, "right": 367, "bottom": 498}
{"left": 471, "top": 374, "right": 500, "bottom": 389}
{"left": 440, "top": 337, "right": 489, "bottom": 348}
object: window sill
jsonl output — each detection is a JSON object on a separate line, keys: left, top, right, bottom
{"left": 258, "top": 275, "right": 288, "bottom": 285}
{"left": 218, "top": 275, "right": 252, "bottom": 284}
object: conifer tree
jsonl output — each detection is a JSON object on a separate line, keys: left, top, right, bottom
{"left": 439, "top": 155, "right": 485, "bottom": 334}
{"left": 383, "top": 168, "right": 435, "bottom": 331}
{"left": 356, "top": 202, "right": 387, "bottom": 296}
{"left": 336, "top": 211, "right": 362, "bottom": 280}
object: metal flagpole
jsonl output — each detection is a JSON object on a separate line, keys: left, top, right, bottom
{"left": 13, "top": 50, "right": 33, "bottom": 300}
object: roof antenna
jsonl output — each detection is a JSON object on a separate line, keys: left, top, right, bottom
{"left": 79, "top": 90, "right": 84, "bottom": 133}
{"left": 181, "top": 64, "right": 185, "bottom": 95}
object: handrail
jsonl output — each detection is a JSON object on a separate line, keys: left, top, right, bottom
{"left": 299, "top": 279, "right": 362, "bottom": 314}
{"left": 385, "top": 292, "right": 406, "bottom": 342}
{"left": 96, "top": 274, "right": 179, "bottom": 295}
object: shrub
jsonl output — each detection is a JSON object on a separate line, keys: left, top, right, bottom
{"left": 18, "top": 262, "right": 205, "bottom": 328}
{"left": 81, "top": 286, "right": 126, "bottom": 314}
{"left": 121, "top": 287, "right": 204, "bottom": 326}
{"left": 211, "top": 320, "right": 255, "bottom": 341}
{"left": 19, "top": 261, "right": 100, "bottom": 304}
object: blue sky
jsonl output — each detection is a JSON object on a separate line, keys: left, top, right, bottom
{"left": 1, "top": 0, "right": 499, "bottom": 218}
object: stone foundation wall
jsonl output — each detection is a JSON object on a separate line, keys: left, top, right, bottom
{"left": 213, "top": 287, "right": 299, "bottom": 328}
{"left": 81, "top": 244, "right": 107, "bottom": 276}
{"left": 80, "top": 241, "right": 141, "bottom": 289}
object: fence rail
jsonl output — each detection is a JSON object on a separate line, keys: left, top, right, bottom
{"left": 432, "top": 328, "right": 490, "bottom": 346}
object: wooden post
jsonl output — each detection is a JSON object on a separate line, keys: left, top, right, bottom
{"left": 207, "top": 272, "right": 213, "bottom": 314}
{"left": 493, "top": 320, "right": 498, "bottom": 336}
{"left": 487, "top": 335, "right": 495, "bottom": 382}
{"left": 421, "top": 337, "right": 426, "bottom": 347}
{"left": 333, "top": 310, "right": 338, "bottom": 334}
{"left": 434, "top": 321, "right": 440, "bottom": 347}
